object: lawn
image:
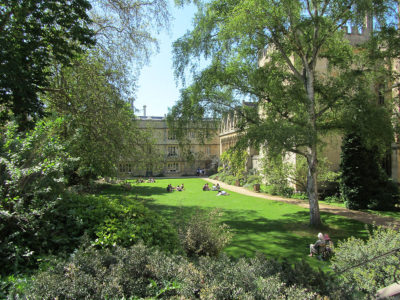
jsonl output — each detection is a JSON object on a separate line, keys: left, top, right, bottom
{"left": 101, "top": 178, "right": 371, "bottom": 268}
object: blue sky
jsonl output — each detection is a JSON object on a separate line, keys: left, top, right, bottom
{"left": 134, "top": 4, "right": 197, "bottom": 117}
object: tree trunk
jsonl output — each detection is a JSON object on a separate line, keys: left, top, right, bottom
{"left": 304, "top": 65, "right": 322, "bottom": 227}
{"left": 306, "top": 147, "right": 322, "bottom": 227}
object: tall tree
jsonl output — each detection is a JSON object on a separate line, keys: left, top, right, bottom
{"left": 44, "top": 53, "right": 159, "bottom": 182}
{"left": 170, "top": 0, "right": 397, "bottom": 226}
{"left": 0, "top": 0, "right": 95, "bottom": 128}
{"left": 88, "top": 0, "right": 171, "bottom": 103}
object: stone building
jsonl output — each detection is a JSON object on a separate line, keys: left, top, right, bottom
{"left": 219, "top": 103, "right": 262, "bottom": 171}
{"left": 118, "top": 115, "right": 220, "bottom": 177}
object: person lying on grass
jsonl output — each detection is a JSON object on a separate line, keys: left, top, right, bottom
{"left": 216, "top": 190, "right": 229, "bottom": 196}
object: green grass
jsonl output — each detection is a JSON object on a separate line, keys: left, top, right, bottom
{"left": 100, "top": 178, "right": 372, "bottom": 269}
{"left": 255, "top": 185, "right": 400, "bottom": 220}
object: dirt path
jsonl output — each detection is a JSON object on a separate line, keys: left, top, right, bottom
{"left": 204, "top": 178, "right": 400, "bottom": 228}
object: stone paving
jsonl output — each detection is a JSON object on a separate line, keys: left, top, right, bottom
{"left": 204, "top": 178, "right": 400, "bottom": 228}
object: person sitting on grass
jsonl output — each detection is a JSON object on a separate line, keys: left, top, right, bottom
{"left": 212, "top": 183, "right": 221, "bottom": 191}
{"left": 309, "top": 232, "right": 325, "bottom": 257}
{"left": 166, "top": 184, "right": 173, "bottom": 193}
{"left": 216, "top": 190, "right": 229, "bottom": 196}
{"left": 202, "top": 183, "right": 210, "bottom": 191}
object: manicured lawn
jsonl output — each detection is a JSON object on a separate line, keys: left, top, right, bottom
{"left": 101, "top": 178, "right": 371, "bottom": 268}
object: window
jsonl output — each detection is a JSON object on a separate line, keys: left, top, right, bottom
{"left": 206, "top": 146, "right": 211, "bottom": 155}
{"left": 168, "top": 131, "right": 176, "bottom": 140}
{"left": 119, "top": 163, "right": 132, "bottom": 173}
{"left": 167, "top": 162, "right": 179, "bottom": 173}
{"left": 168, "top": 146, "right": 177, "bottom": 157}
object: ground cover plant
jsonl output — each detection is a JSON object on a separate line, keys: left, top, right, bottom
{"left": 100, "top": 178, "right": 371, "bottom": 267}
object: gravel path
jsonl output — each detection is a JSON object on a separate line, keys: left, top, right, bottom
{"left": 204, "top": 178, "right": 400, "bottom": 228}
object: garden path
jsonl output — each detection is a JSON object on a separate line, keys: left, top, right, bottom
{"left": 204, "top": 178, "right": 400, "bottom": 229}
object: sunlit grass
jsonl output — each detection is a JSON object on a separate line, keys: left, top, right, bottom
{"left": 100, "top": 178, "right": 371, "bottom": 269}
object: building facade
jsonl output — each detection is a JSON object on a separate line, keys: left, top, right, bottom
{"left": 118, "top": 116, "right": 220, "bottom": 177}
{"left": 219, "top": 104, "right": 262, "bottom": 171}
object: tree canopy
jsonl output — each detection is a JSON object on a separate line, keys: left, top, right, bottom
{"left": 0, "top": 0, "right": 95, "bottom": 128}
{"left": 44, "top": 53, "right": 159, "bottom": 182}
{"left": 170, "top": 0, "right": 398, "bottom": 226}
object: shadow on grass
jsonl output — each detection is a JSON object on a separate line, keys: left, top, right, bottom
{"left": 100, "top": 184, "right": 168, "bottom": 198}
{"left": 98, "top": 183, "right": 371, "bottom": 266}
{"left": 141, "top": 198, "right": 369, "bottom": 263}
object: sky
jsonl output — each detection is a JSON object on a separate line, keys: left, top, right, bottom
{"left": 134, "top": 3, "right": 197, "bottom": 117}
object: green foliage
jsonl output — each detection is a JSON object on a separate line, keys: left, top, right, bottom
{"left": 294, "top": 155, "right": 340, "bottom": 193}
{"left": 26, "top": 243, "right": 183, "bottom": 299}
{"left": 179, "top": 254, "right": 319, "bottom": 299}
{"left": 0, "top": 124, "right": 178, "bottom": 275}
{"left": 178, "top": 209, "right": 232, "bottom": 257}
{"left": 0, "top": 0, "right": 94, "bottom": 128}
{"left": 44, "top": 53, "right": 160, "bottom": 182}
{"left": 331, "top": 226, "right": 400, "bottom": 297}
{"left": 170, "top": 0, "right": 398, "bottom": 227}
{"left": 0, "top": 119, "right": 75, "bottom": 274}
{"left": 219, "top": 148, "right": 248, "bottom": 181}
{"left": 262, "top": 152, "right": 294, "bottom": 195}
{"left": 25, "top": 243, "right": 342, "bottom": 299}
{"left": 340, "top": 133, "right": 399, "bottom": 210}
{"left": 246, "top": 174, "right": 262, "bottom": 185}
{"left": 57, "top": 191, "right": 180, "bottom": 253}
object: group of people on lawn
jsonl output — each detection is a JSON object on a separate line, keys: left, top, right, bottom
{"left": 137, "top": 177, "right": 156, "bottom": 183}
{"left": 166, "top": 183, "right": 184, "bottom": 192}
{"left": 202, "top": 183, "right": 230, "bottom": 196}
{"left": 165, "top": 182, "right": 229, "bottom": 196}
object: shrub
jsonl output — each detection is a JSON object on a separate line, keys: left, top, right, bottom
{"left": 291, "top": 192, "right": 308, "bottom": 200}
{"left": 178, "top": 209, "right": 232, "bottom": 258}
{"left": 178, "top": 254, "right": 325, "bottom": 299}
{"left": 59, "top": 192, "right": 180, "bottom": 253}
{"left": 331, "top": 226, "right": 400, "bottom": 297}
{"left": 340, "top": 133, "right": 399, "bottom": 210}
{"left": 26, "top": 245, "right": 329, "bottom": 299}
{"left": 0, "top": 119, "right": 75, "bottom": 275}
{"left": 26, "top": 243, "right": 184, "bottom": 299}
{"left": 323, "top": 195, "right": 343, "bottom": 204}
{"left": 246, "top": 174, "right": 262, "bottom": 185}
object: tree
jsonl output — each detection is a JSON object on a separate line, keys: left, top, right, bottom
{"left": 340, "top": 133, "right": 399, "bottom": 210}
{"left": 0, "top": 0, "right": 95, "bottom": 128}
{"left": 44, "top": 53, "right": 159, "bottom": 182}
{"left": 170, "top": 0, "right": 397, "bottom": 226}
{"left": 88, "top": 0, "right": 171, "bottom": 102}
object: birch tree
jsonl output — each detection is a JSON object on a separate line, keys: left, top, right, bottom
{"left": 170, "top": 0, "right": 397, "bottom": 226}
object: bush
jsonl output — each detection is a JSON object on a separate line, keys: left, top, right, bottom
{"left": 331, "top": 226, "right": 400, "bottom": 297}
{"left": 26, "top": 243, "right": 183, "bottom": 299}
{"left": 0, "top": 182, "right": 180, "bottom": 276}
{"left": 177, "top": 254, "right": 335, "bottom": 299}
{"left": 340, "top": 133, "right": 399, "bottom": 210}
{"left": 246, "top": 174, "right": 262, "bottom": 185}
{"left": 178, "top": 209, "right": 232, "bottom": 258}
{"left": 59, "top": 192, "right": 180, "bottom": 253}
{"left": 0, "top": 120, "right": 75, "bottom": 275}
{"left": 25, "top": 244, "right": 332, "bottom": 299}
{"left": 291, "top": 192, "right": 308, "bottom": 200}
{"left": 323, "top": 195, "right": 343, "bottom": 204}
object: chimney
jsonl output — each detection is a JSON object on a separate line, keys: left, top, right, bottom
{"left": 143, "top": 105, "right": 147, "bottom": 117}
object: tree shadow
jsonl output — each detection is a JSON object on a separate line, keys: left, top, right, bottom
{"left": 140, "top": 199, "right": 370, "bottom": 264}
{"left": 100, "top": 184, "right": 168, "bottom": 198}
